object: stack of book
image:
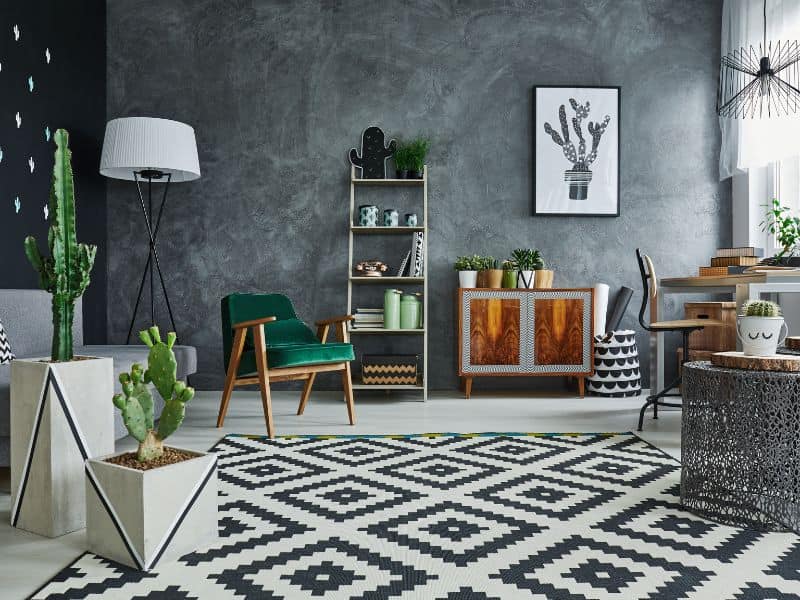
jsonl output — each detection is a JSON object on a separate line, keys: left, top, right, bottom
{"left": 352, "top": 308, "right": 384, "bottom": 329}
{"left": 698, "top": 247, "right": 763, "bottom": 276}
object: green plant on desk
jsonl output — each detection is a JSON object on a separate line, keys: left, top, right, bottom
{"left": 742, "top": 300, "right": 782, "bottom": 317}
{"left": 762, "top": 198, "right": 800, "bottom": 259}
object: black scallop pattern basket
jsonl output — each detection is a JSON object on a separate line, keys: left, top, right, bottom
{"left": 587, "top": 330, "right": 642, "bottom": 397}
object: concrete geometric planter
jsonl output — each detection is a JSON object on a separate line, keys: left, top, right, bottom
{"left": 85, "top": 448, "right": 218, "bottom": 571}
{"left": 10, "top": 356, "right": 114, "bottom": 537}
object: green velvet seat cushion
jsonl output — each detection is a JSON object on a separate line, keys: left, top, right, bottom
{"left": 237, "top": 342, "right": 354, "bottom": 374}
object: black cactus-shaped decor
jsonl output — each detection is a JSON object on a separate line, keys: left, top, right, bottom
{"left": 349, "top": 126, "right": 396, "bottom": 179}
{"left": 544, "top": 99, "right": 610, "bottom": 200}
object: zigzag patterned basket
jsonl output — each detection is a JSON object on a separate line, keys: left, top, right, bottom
{"left": 362, "top": 354, "right": 418, "bottom": 385}
{"left": 587, "top": 330, "right": 642, "bottom": 397}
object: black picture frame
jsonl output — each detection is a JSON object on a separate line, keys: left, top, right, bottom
{"left": 533, "top": 85, "right": 621, "bottom": 217}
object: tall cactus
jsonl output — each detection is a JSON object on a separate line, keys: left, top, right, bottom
{"left": 23, "top": 129, "right": 96, "bottom": 361}
{"left": 113, "top": 326, "right": 194, "bottom": 462}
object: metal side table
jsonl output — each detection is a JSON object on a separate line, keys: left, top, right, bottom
{"left": 682, "top": 361, "right": 800, "bottom": 532}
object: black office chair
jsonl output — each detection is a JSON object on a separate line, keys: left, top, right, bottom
{"left": 635, "top": 249, "right": 723, "bottom": 431}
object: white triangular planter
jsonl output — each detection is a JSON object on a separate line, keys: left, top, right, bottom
{"left": 10, "top": 357, "right": 114, "bottom": 537}
{"left": 85, "top": 448, "right": 218, "bottom": 571}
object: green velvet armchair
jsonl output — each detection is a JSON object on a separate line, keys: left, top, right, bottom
{"left": 219, "top": 293, "right": 356, "bottom": 438}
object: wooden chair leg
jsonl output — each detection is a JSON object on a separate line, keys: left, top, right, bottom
{"left": 342, "top": 363, "right": 356, "bottom": 425}
{"left": 217, "top": 328, "right": 246, "bottom": 427}
{"left": 252, "top": 325, "right": 275, "bottom": 438}
{"left": 297, "top": 373, "right": 316, "bottom": 415}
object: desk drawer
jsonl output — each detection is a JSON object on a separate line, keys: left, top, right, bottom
{"left": 684, "top": 302, "right": 736, "bottom": 351}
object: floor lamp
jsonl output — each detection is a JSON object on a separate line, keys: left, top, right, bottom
{"left": 100, "top": 117, "right": 201, "bottom": 343}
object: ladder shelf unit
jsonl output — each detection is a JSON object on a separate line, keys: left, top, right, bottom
{"left": 347, "top": 164, "right": 428, "bottom": 400}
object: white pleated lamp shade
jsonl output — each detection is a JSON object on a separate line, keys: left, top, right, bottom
{"left": 100, "top": 117, "right": 201, "bottom": 182}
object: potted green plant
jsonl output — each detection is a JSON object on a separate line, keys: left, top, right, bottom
{"left": 501, "top": 260, "right": 517, "bottom": 288}
{"left": 476, "top": 256, "right": 502, "bottom": 288}
{"left": 762, "top": 198, "right": 800, "bottom": 264}
{"left": 738, "top": 300, "right": 787, "bottom": 357}
{"left": 394, "top": 143, "right": 411, "bottom": 179}
{"left": 85, "top": 326, "right": 217, "bottom": 571}
{"left": 11, "top": 129, "right": 113, "bottom": 538}
{"left": 454, "top": 255, "right": 480, "bottom": 288}
{"left": 407, "top": 136, "right": 430, "bottom": 179}
{"left": 511, "top": 248, "right": 544, "bottom": 288}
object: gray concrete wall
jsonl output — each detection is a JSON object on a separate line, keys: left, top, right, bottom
{"left": 106, "top": 0, "right": 730, "bottom": 390}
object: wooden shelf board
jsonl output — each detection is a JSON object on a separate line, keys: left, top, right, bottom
{"left": 350, "top": 276, "right": 424, "bottom": 284}
{"left": 350, "top": 226, "right": 425, "bottom": 234}
{"left": 351, "top": 178, "right": 424, "bottom": 186}
{"left": 349, "top": 327, "right": 425, "bottom": 335}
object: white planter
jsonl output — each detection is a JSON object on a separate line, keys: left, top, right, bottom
{"left": 11, "top": 357, "right": 113, "bottom": 537}
{"left": 737, "top": 316, "right": 788, "bottom": 356}
{"left": 85, "top": 448, "right": 218, "bottom": 571}
{"left": 458, "top": 270, "right": 478, "bottom": 288}
{"left": 517, "top": 270, "right": 535, "bottom": 288}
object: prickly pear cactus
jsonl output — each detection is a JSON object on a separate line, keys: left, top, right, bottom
{"left": 743, "top": 300, "right": 782, "bottom": 317}
{"left": 140, "top": 326, "right": 178, "bottom": 401}
{"left": 113, "top": 326, "right": 194, "bottom": 462}
{"left": 349, "top": 126, "right": 396, "bottom": 179}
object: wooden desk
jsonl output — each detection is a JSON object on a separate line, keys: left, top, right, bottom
{"left": 652, "top": 271, "right": 800, "bottom": 393}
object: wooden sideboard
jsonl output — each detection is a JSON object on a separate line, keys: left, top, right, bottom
{"left": 457, "top": 288, "right": 594, "bottom": 397}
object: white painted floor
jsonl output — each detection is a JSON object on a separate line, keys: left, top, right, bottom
{"left": 0, "top": 389, "right": 679, "bottom": 600}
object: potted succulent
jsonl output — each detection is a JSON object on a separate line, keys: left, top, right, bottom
{"left": 738, "top": 300, "right": 788, "bottom": 357}
{"left": 85, "top": 327, "right": 218, "bottom": 571}
{"left": 10, "top": 129, "right": 113, "bottom": 538}
{"left": 762, "top": 198, "right": 800, "bottom": 264}
{"left": 511, "top": 248, "right": 544, "bottom": 288}
{"left": 454, "top": 255, "right": 480, "bottom": 288}
{"left": 475, "top": 256, "right": 502, "bottom": 288}
{"left": 407, "top": 136, "right": 430, "bottom": 179}
{"left": 501, "top": 260, "right": 518, "bottom": 288}
{"left": 394, "top": 143, "right": 411, "bottom": 179}
{"left": 534, "top": 258, "right": 554, "bottom": 289}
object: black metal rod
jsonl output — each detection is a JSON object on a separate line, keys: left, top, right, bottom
{"left": 128, "top": 172, "right": 178, "bottom": 341}
{"left": 148, "top": 178, "right": 155, "bottom": 326}
{"left": 126, "top": 173, "right": 172, "bottom": 343}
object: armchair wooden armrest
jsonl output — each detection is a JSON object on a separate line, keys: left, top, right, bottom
{"left": 314, "top": 315, "right": 354, "bottom": 343}
{"left": 232, "top": 316, "right": 277, "bottom": 330}
{"left": 315, "top": 315, "right": 354, "bottom": 326}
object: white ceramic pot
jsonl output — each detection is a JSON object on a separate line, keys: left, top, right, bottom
{"left": 517, "top": 270, "right": 535, "bottom": 288}
{"left": 737, "top": 316, "right": 788, "bottom": 356}
{"left": 458, "top": 270, "right": 478, "bottom": 288}
{"left": 11, "top": 356, "right": 114, "bottom": 537}
{"left": 85, "top": 448, "right": 218, "bottom": 571}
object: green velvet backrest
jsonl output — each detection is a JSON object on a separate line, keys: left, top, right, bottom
{"left": 221, "top": 293, "right": 303, "bottom": 371}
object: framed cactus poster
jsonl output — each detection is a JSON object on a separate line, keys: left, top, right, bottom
{"left": 533, "top": 86, "right": 620, "bottom": 216}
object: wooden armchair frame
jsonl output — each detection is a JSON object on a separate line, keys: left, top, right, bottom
{"left": 216, "top": 314, "right": 355, "bottom": 438}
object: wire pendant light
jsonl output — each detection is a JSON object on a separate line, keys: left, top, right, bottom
{"left": 717, "top": 0, "right": 800, "bottom": 118}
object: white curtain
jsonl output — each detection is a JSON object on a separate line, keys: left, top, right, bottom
{"left": 720, "top": 0, "right": 800, "bottom": 180}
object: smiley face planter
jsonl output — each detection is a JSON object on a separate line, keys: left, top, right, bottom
{"left": 737, "top": 316, "right": 788, "bottom": 356}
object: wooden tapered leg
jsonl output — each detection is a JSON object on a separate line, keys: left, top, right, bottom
{"left": 342, "top": 363, "right": 356, "bottom": 425}
{"left": 297, "top": 373, "right": 316, "bottom": 415}
{"left": 578, "top": 377, "right": 585, "bottom": 398}
{"left": 217, "top": 328, "right": 246, "bottom": 427}
{"left": 252, "top": 325, "right": 275, "bottom": 438}
{"left": 464, "top": 377, "right": 473, "bottom": 399}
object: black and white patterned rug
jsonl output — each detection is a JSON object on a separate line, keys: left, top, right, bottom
{"left": 32, "top": 433, "right": 800, "bottom": 599}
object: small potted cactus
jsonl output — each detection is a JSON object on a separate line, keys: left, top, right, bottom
{"left": 501, "top": 260, "right": 518, "bottom": 288}
{"left": 483, "top": 257, "right": 504, "bottom": 289}
{"left": 454, "top": 255, "right": 480, "bottom": 288}
{"left": 738, "top": 300, "right": 788, "bottom": 356}
{"left": 84, "top": 327, "right": 218, "bottom": 571}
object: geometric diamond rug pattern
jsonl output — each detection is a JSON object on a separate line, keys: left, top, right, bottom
{"left": 31, "top": 432, "right": 800, "bottom": 599}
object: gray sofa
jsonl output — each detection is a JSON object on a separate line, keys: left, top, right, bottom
{"left": 0, "top": 289, "right": 197, "bottom": 466}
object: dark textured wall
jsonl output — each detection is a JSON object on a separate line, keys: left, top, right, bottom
{"left": 1, "top": 0, "right": 106, "bottom": 343}
{"left": 106, "top": 0, "right": 730, "bottom": 390}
